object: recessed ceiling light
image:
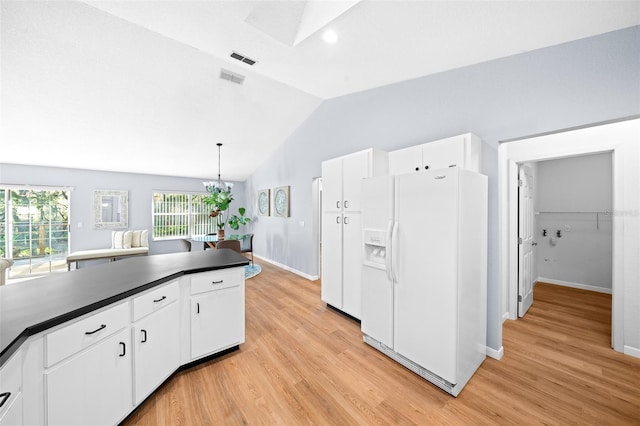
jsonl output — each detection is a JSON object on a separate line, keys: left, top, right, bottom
{"left": 322, "top": 29, "right": 338, "bottom": 44}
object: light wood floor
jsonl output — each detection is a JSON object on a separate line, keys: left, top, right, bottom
{"left": 123, "top": 266, "right": 640, "bottom": 425}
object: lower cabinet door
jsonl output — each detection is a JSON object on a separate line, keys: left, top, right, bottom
{"left": 191, "top": 285, "right": 244, "bottom": 360}
{"left": 321, "top": 212, "right": 343, "bottom": 308}
{"left": 133, "top": 303, "right": 180, "bottom": 404}
{"left": 45, "top": 328, "right": 132, "bottom": 426}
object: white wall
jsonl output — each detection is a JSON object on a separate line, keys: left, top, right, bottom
{"left": 535, "top": 153, "right": 613, "bottom": 291}
{"left": 247, "top": 26, "right": 640, "bottom": 354}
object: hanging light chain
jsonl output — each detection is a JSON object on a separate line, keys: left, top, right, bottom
{"left": 203, "top": 142, "right": 233, "bottom": 193}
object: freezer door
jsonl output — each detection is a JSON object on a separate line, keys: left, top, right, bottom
{"left": 362, "top": 175, "right": 394, "bottom": 230}
{"left": 361, "top": 265, "right": 394, "bottom": 348}
{"left": 361, "top": 175, "right": 395, "bottom": 346}
{"left": 393, "top": 169, "right": 459, "bottom": 384}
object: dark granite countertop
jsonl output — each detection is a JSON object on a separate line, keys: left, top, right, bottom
{"left": 0, "top": 249, "right": 249, "bottom": 367}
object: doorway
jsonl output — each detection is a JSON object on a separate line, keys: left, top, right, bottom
{"left": 517, "top": 154, "right": 613, "bottom": 322}
{"left": 499, "top": 117, "right": 640, "bottom": 356}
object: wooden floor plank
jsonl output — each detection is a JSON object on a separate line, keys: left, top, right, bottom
{"left": 123, "top": 269, "right": 640, "bottom": 425}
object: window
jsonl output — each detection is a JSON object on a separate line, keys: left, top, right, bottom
{"left": 1, "top": 187, "right": 70, "bottom": 277}
{"left": 152, "top": 192, "right": 215, "bottom": 239}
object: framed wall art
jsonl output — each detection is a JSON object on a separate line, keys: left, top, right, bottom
{"left": 273, "top": 185, "right": 290, "bottom": 217}
{"left": 257, "top": 189, "right": 270, "bottom": 216}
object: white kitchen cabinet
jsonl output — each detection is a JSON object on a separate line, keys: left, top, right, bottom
{"left": 132, "top": 281, "right": 180, "bottom": 405}
{"left": 341, "top": 212, "right": 363, "bottom": 317}
{"left": 190, "top": 269, "right": 245, "bottom": 360}
{"left": 0, "top": 350, "right": 22, "bottom": 426}
{"left": 388, "top": 133, "right": 481, "bottom": 175}
{"left": 45, "top": 327, "right": 132, "bottom": 426}
{"left": 320, "top": 212, "right": 343, "bottom": 308}
{"left": 321, "top": 149, "right": 387, "bottom": 319}
{"left": 322, "top": 149, "right": 388, "bottom": 213}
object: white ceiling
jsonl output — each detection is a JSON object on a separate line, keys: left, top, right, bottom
{"left": 1, "top": 1, "right": 639, "bottom": 180}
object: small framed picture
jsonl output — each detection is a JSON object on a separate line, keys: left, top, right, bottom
{"left": 257, "top": 189, "right": 270, "bottom": 216}
{"left": 272, "top": 186, "right": 290, "bottom": 217}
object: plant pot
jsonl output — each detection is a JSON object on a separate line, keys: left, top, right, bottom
{"left": 217, "top": 229, "right": 225, "bottom": 240}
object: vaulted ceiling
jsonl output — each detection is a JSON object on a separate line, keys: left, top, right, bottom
{"left": 1, "top": 1, "right": 639, "bottom": 180}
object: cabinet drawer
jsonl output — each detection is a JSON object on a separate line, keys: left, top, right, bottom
{"left": 0, "top": 350, "right": 21, "bottom": 422}
{"left": 45, "top": 302, "right": 129, "bottom": 367}
{"left": 132, "top": 280, "right": 179, "bottom": 322}
{"left": 190, "top": 268, "right": 243, "bottom": 295}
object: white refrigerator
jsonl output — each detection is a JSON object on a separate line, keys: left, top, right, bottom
{"left": 361, "top": 168, "right": 487, "bottom": 396}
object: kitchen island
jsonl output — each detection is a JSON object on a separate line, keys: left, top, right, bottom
{"left": 0, "top": 249, "right": 249, "bottom": 425}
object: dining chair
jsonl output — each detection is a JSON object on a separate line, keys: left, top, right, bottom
{"left": 180, "top": 239, "right": 192, "bottom": 252}
{"left": 204, "top": 233, "right": 215, "bottom": 250}
{"left": 215, "top": 239, "right": 241, "bottom": 254}
{"left": 240, "top": 234, "right": 254, "bottom": 265}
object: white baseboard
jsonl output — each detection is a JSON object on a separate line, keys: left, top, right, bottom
{"left": 486, "top": 346, "right": 504, "bottom": 360}
{"left": 624, "top": 345, "right": 640, "bottom": 359}
{"left": 253, "top": 254, "right": 319, "bottom": 281}
{"left": 536, "top": 277, "right": 612, "bottom": 294}
{"left": 502, "top": 312, "right": 510, "bottom": 323}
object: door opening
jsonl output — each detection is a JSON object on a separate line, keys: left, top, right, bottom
{"left": 500, "top": 117, "right": 639, "bottom": 355}
{"left": 517, "top": 154, "right": 613, "bottom": 333}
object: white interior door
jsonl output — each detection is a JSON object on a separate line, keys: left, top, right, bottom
{"left": 518, "top": 165, "right": 535, "bottom": 317}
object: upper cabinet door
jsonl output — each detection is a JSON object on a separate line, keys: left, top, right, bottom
{"left": 388, "top": 145, "right": 423, "bottom": 175}
{"left": 321, "top": 157, "right": 343, "bottom": 212}
{"left": 342, "top": 151, "right": 371, "bottom": 212}
{"left": 421, "top": 136, "right": 466, "bottom": 171}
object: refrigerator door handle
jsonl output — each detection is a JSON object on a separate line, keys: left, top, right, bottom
{"left": 391, "top": 221, "right": 400, "bottom": 283}
{"left": 385, "top": 220, "right": 394, "bottom": 282}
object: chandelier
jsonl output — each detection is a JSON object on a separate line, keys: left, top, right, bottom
{"left": 203, "top": 143, "right": 234, "bottom": 194}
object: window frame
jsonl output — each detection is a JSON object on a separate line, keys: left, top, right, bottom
{"left": 151, "top": 191, "right": 215, "bottom": 241}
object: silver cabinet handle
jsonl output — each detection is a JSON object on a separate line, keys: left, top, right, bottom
{"left": 336, "top": 201, "right": 340, "bottom": 209}
{"left": 344, "top": 216, "right": 349, "bottom": 225}
{"left": 336, "top": 216, "right": 341, "bottom": 224}
{"left": 344, "top": 200, "right": 349, "bottom": 208}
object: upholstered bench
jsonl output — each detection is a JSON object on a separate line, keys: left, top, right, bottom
{"left": 66, "top": 230, "right": 149, "bottom": 270}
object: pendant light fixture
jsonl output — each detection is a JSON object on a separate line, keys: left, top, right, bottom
{"left": 203, "top": 143, "right": 234, "bottom": 193}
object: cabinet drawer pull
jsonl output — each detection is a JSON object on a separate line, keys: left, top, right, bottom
{"left": 119, "top": 342, "right": 126, "bottom": 357}
{"left": 85, "top": 324, "right": 106, "bottom": 335}
{"left": 344, "top": 200, "right": 349, "bottom": 208}
{"left": 0, "top": 392, "right": 10, "bottom": 408}
{"left": 344, "top": 216, "right": 349, "bottom": 225}
{"left": 141, "top": 329, "right": 147, "bottom": 343}
{"left": 211, "top": 280, "right": 223, "bottom": 285}
{"left": 196, "top": 302, "right": 200, "bottom": 314}
{"left": 153, "top": 295, "right": 167, "bottom": 303}
{"left": 336, "top": 201, "right": 340, "bottom": 209}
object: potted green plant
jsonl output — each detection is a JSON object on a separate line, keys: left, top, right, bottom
{"left": 228, "top": 207, "right": 251, "bottom": 231}
{"left": 203, "top": 187, "right": 234, "bottom": 239}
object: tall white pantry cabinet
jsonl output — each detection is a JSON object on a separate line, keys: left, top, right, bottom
{"left": 321, "top": 149, "right": 388, "bottom": 319}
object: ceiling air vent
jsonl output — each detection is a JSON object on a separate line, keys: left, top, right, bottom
{"left": 230, "top": 51, "right": 257, "bottom": 66}
{"left": 220, "top": 68, "right": 245, "bottom": 85}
